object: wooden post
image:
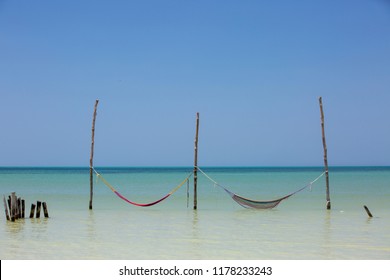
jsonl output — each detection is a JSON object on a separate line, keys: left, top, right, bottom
{"left": 7, "top": 196, "right": 11, "bottom": 212}
{"left": 319, "top": 97, "right": 331, "bottom": 210}
{"left": 22, "top": 199, "right": 25, "bottom": 218}
{"left": 42, "top": 202, "right": 49, "bottom": 218}
{"left": 193, "top": 112, "right": 200, "bottom": 210}
{"left": 17, "top": 198, "right": 21, "bottom": 218}
{"left": 10, "top": 192, "right": 17, "bottom": 221}
{"left": 3, "top": 195, "right": 10, "bottom": 221}
{"left": 364, "top": 205, "right": 373, "bottom": 218}
{"left": 89, "top": 99, "right": 99, "bottom": 210}
{"left": 36, "top": 201, "right": 42, "bottom": 218}
{"left": 29, "top": 204, "right": 36, "bottom": 218}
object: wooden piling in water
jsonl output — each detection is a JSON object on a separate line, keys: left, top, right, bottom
{"left": 89, "top": 99, "right": 99, "bottom": 210}
{"left": 36, "top": 201, "right": 42, "bottom": 218}
{"left": 30, "top": 204, "right": 36, "bottom": 218}
{"left": 319, "top": 97, "right": 331, "bottom": 210}
{"left": 193, "top": 112, "right": 199, "bottom": 210}
{"left": 364, "top": 205, "right": 373, "bottom": 218}
{"left": 42, "top": 202, "right": 49, "bottom": 218}
{"left": 3, "top": 193, "right": 47, "bottom": 221}
{"left": 10, "top": 192, "right": 18, "bottom": 221}
{"left": 17, "top": 198, "right": 21, "bottom": 218}
{"left": 3, "top": 195, "right": 10, "bottom": 221}
{"left": 15, "top": 197, "right": 20, "bottom": 219}
{"left": 22, "top": 199, "right": 25, "bottom": 218}
{"left": 7, "top": 196, "right": 11, "bottom": 212}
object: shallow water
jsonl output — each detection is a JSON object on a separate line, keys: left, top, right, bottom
{"left": 1, "top": 167, "right": 389, "bottom": 259}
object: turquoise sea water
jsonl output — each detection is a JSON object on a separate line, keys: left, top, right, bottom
{"left": 0, "top": 166, "right": 389, "bottom": 259}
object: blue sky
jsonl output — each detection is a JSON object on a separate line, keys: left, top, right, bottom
{"left": 1, "top": 0, "right": 389, "bottom": 166}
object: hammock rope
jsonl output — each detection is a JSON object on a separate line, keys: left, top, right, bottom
{"left": 196, "top": 167, "right": 325, "bottom": 209}
{"left": 93, "top": 168, "right": 193, "bottom": 207}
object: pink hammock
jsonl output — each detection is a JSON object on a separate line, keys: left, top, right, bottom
{"left": 93, "top": 168, "right": 193, "bottom": 207}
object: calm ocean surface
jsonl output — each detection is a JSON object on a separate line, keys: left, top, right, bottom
{"left": 1, "top": 166, "right": 389, "bottom": 260}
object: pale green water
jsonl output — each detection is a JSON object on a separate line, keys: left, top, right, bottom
{"left": 1, "top": 167, "right": 389, "bottom": 259}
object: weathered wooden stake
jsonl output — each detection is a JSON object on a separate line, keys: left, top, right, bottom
{"left": 319, "top": 97, "right": 331, "bottom": 210}
{"left": 17, "top": 198, "right": 21, "bottom": 218}
{"left": 364, "top": 205, "right": 373, "bottom": 218}
{"left": 29, "top": 204, "right": 36, "bottom": 218}
{"left": 36, "top": 201, "right": 42, "bottom": 218}
{"left": 3, "top": 195, "right": 10, "bottom": 221}
{"left": 21, "top": 199, "right": 25, "bottom": 218}
{"left": 193, "top": 112, "right": 200, "bottom": 210}
{"left": 42, "top": 202, "right": 49, "bottom": 218}
{"left": 16, "top": 196, "right": 20, "bottom": 219}
{"left": 10, "top": 192, "right": 17, "bottom": 221}
{"left": 89, "top": 99, "right": 99, "bottom": 210}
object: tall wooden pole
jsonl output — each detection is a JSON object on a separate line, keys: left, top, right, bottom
{"left": 193, "top": 112, "right": 199, "bottom": 210}
{"left": 89, "top": 99, "right": 99, "bottom": 210}
{"left": 319, "top": 97, "right": 331, "bottom": 210}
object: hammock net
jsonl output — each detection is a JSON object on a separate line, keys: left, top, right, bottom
{"left": 93, "top": 168, "right": 193, "bottom": 207}
{"left": 197, "top": 167, "right": 325, "bottom": 209}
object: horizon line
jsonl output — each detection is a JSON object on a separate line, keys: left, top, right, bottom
{"left": 1, "top": 165, "right": 390, "bottom": 168}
